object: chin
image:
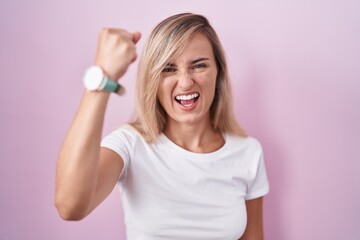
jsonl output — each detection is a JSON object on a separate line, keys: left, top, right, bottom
{"left": 170, "top": 112, "right": 208, "bottom": 125}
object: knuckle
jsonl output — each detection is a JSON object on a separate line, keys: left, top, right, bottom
{"left": 100, "top": 27, "right": 110, "bottom": 34}
{"left": 122, "top": 42, "right": 133, "bottom": 51}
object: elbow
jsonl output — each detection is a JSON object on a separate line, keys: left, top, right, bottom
{"left": 55, "top": 196, "right": 89, "bottom": 221}
{"left": 57, "top": 208, "right": 86, "bottom": 221}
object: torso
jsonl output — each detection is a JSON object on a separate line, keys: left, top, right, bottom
{"left": 101, "top": 126, "right": 268, "bottom": 239}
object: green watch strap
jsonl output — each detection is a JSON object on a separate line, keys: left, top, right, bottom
{"left": 99, "top": 77, "right": 120, "bottom": 92}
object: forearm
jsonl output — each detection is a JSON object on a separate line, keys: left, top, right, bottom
{"left": 239, "top": 197, "right": 264, "bottom": 240}
{"left": 55, "top": 90, "right": 110, "bottom": 220}
{"left": 239, "top": 229, "right": 264, "bottom": 240}
{"left": 55, "top": 28, "right": 140, "bottom": 220}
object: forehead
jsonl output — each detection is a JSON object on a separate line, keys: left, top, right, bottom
{"left": 187, "top": 33, "right": 213, "bottom": 52}
{"left": 170, "top": 33, "right": 214, "bottom": 62}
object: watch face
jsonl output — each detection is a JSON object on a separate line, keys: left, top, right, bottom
{"left": 83, "top": 66, "right": 103, "bottom": 90}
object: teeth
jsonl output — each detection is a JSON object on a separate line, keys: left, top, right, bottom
{"left": 175, "top": 93, "right": 199, "bottom": 101}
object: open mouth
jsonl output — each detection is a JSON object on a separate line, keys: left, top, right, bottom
{"left": 175, "top": 92, "right": 200, "bottom": 107}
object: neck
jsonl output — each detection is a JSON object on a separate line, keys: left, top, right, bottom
{"left": 163, "top": 117, "right": 224, "bottom": 153}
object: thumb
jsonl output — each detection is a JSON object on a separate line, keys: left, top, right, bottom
{"left": 132, "top": 32, "right": 141, "bottom": 44}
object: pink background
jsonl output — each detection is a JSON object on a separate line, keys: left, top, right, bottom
{"left": 1, "top": 0, "right": 359, "bottom": 239}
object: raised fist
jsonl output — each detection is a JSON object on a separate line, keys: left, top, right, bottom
{"left": 94, "top": 28, "right": 141, "bottom": 81}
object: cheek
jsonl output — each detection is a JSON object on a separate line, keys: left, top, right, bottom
{"left": 157, "top": 89, "right": 167, "bottom": 108}
{"left": 202, "top": 76, "right": 217, "bottom": 106}
{"left": 158, "top": 79, "right": 174, "bottom": 106}
{"left": 197, "top": 72, "right": 217, "bottom": 93}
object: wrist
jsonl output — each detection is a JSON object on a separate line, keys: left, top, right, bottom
{"left": 83, "top": 89, "right": 111, "bottom": 107}
{"left": 83, "top": 66, "right": 125, "bottom": 95}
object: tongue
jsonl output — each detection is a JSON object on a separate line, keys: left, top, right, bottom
{"left": 180, "top": 99, "right": 195, "bottom": 106}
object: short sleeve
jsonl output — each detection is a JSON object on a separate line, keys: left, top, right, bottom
{"left": 245, "top": 143, "right": 270, "bottom": 200}
{"left": 100, "top": 126, "right": 135, "bottom": 181}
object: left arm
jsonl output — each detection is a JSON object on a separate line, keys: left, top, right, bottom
{"left": 239, "top": 197, "right": 264, "bottom": 240}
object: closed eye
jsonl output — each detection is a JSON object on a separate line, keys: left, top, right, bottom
{"left": 162, "top": 67, "right": 177, "bottom": 73}
{"left": 191, "top": 63, "right": 208, "bottom": 73}
{"left": 192, "top": 63, "right": 207, "bottom": 69}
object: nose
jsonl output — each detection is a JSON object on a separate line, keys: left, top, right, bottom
{"left": 177, "top": 69, "right": 194, "bottom": 91}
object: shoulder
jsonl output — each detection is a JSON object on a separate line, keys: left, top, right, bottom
{"left": 105, "top": 124, "right": 143, "bottom": 139}
{"left": 101, "top": 124, "right": 152, "bottom": 163}
{"left": 101, "top": 124, "right": 147, "bottom": 148}
{"left": 223, "top": 133, "right": 264, "bottom": 168}
{"left": 225, "top": 133, "right": 263, "bottom": 153}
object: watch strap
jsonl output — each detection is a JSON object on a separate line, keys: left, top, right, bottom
{"left": 99, "top": 76, "right": 120, "bottom": 92}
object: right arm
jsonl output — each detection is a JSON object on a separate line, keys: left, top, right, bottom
{"left": 55, "top": 29, "right": 141, "bottom": 220}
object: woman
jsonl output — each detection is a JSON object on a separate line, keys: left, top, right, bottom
{"left": 55, "top": 13, "right": 269, "bottom": 240}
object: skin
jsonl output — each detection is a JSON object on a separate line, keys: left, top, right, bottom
{"left": 55, "top": 29, "right": 264, "bottom": 239}
{"left": 240, "top": 197, "right": 265, "bottom": 240}
{"left": 158, "top": 33, "right": 265, "bottom": 239}
{"left": 55, "top": 29, "right": 140, "bottom": 220}
{"left": 158, "top": 33, "right": 223, "bottom": 153}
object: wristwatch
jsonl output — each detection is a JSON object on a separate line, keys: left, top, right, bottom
{"left": 83, "top": 66, "right": 125, "bottom": 95}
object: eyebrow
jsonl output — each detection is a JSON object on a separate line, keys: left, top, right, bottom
{"left": 166, "top": 57, "right": 210, "bottom": 67}
{"left": 191, "top": 57, "right": 210, "bottom": 64}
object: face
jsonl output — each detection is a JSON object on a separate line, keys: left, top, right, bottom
{"left": 157, "top": 33, "right": 218, "bottom": 126}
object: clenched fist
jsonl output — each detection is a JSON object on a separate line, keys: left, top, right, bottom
{"left": 94, "top": 28, "right": 141, "bottom": 81}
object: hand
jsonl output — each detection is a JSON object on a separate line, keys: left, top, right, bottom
{"left": 94, "top": 28, "right": 141, "bottom": 81}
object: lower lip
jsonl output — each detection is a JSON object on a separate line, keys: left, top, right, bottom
{"left": 177, "top": 99, "right": 198, "bottom": 111}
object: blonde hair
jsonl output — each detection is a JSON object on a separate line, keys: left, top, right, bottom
{"left": 131, "top": 13, "right": 246, "bottom": 142}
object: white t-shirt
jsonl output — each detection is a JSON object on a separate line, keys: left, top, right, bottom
{"left": 101, "top": 125, "right": 269, "bottom": 240}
